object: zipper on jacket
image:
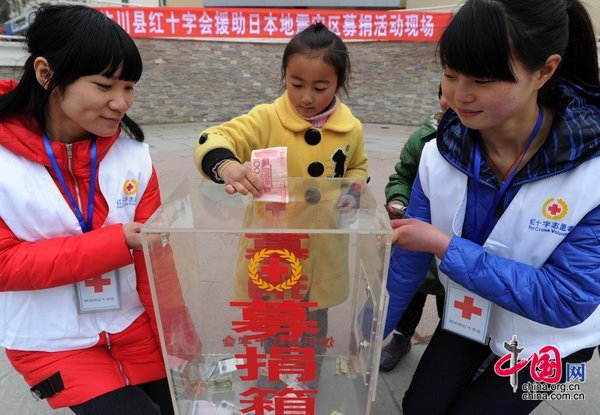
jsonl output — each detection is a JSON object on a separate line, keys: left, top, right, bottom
{"left": 68, "top": 145, "right": 133, "bottom": 384}
{"left": 65, "top": 144, "right": 84, "bottom": 213}
{"left": 105, "top": 332, "right": 131, "bottom": 386}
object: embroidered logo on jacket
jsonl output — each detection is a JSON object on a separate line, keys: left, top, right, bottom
{"left": 542, "top": 198, "right": 568, "bottom": 220}
{"left": 117, "top": 178, "right": 138, "bottom": 208}
{"left": 528, "top": 198, "right": 573, "bottom": 237}
{"left": 123, "top": 179, "right": 139, "bottom": 196}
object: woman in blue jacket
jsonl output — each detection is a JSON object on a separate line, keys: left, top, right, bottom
{"left": 385, "top": 0, "right": 600, "bottom": 413}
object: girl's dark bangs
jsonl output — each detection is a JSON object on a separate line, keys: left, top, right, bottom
{"left": 439, "top": 2, "right": 516, "bottom": 82}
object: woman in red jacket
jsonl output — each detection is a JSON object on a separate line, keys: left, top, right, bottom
{"left": 0, "top": 5, "right": 175, "bottom": 414}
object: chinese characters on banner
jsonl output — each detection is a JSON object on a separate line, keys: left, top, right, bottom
{"left": 97, "top": 7, "right": 453, "bottom": 42}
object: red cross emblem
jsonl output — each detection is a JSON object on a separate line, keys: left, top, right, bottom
{"left": 85, "top": 275, "right": 111, "bottom": 293}
{"left": 542, "top": 198, "right": 568, "bottom": 220}
{"left": 261, "top": 256, "right": 289, "bottom": 282}
{"left": 123, "top": 179, "right": 138, "bottom": 195}
{"left": 265, "top": 202, "right": 286, "bottom": 216}
{"left": 454, "top": 296, "right": 483, "bottom": 320}
{"left": 547, "top": 203, "right": 561, "bottom": 216}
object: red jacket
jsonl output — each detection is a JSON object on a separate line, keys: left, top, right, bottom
{"left": 0, "top": 80, "right": 168, "bottom": 408}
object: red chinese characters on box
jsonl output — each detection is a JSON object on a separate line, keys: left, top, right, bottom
{"left": 226, "top": 232, "right": 333, "bottom": 414}
{"left": 97, "top": 7, "right": 453, "bottom": 42}
{"left": 241, "top": 386, "right": 316, "bottom": 415}
{"left": 231, "top": 300, "right": 319, "bottom": 342}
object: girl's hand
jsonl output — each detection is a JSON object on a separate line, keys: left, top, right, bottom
{"left": 122, "top": 222, "right": 143, "bottom": 250}
{"left": 391, "top": 218, "right": 451, "bottom": 259}
{"left": 220, "top": 162, "right": 263, "bottom": 197}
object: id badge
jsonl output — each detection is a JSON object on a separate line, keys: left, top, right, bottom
{"left": 442, "top": 282, "right": 490, "bottom": 344}
{"left": 75, "top": 270, "right": 121, "bottom": 313}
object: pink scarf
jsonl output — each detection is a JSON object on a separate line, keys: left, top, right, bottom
{"left": 297, "top": 97, "right": 338, "bottom": 128}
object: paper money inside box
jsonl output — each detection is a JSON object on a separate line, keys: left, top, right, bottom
{"left": 142, "top": 177, "right": 392, "bottom": 415}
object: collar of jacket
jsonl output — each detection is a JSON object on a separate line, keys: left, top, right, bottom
{"left": 274, "top": 91, "right": 356, "bottom": 134}
{"left": 419, "top": 112, "right": 438, "bottom": 137}
{"left": 0, "top": 112, "right": 122, "bottom": 169}
{"left": 436, "top": 77, "right": 600, "bottom": 188}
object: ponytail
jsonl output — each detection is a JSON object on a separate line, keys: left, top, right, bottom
{"left": 559, "top": 0, "right": 599, "bottom": 86}
{"left": 0, "top": 56, "right": 49, "bottom": 128}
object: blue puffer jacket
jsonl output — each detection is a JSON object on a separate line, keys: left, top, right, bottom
{"left": 384, "top": 78, "right": 600, "bottom": 338}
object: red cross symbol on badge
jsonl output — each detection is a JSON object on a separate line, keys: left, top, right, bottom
{"left": 454, "top": 296, "right": 483, "bottom": 320}
{"left": 85, "top": 275, "right": 111, "bottom": 293}
{"left": 547, "top": 203, "right": 561, "bottom": 216}
{"left": 126, "top": 181, "right": 135, "bottom": 193}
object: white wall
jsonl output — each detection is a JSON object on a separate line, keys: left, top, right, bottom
{"left": 0, "top": 42, "right": 27, "bottom": 67}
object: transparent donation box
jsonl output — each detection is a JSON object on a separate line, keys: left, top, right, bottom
{"left": 142, "top": 177, "right": 392, "bottom": 415}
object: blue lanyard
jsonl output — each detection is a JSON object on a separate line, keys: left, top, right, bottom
{"left": 43, "top": 134, "right": 97, "bottom": 233}
{"left": 471, "top": 104, "right": 543, "bottom": 245}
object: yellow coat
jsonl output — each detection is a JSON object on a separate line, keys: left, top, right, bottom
{"left": 194, "top": 93, "right": 368, "bottom": 310}
{"left": 193, "top": 92, "right": 368, "bottom": 179}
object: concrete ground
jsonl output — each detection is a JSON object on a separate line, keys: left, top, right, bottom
{"left": 1, "top": 122, "right": 598, "bottom": 414}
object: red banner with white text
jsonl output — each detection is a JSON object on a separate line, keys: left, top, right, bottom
{"left": 97, "top": 7, "right": 452, "bottom": 42}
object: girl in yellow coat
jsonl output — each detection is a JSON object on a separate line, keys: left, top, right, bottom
{"left": 193, "top": 22, "right": 368, "bottom": 388}
{"left": 193, "top": 22, "right": 368, "bottom": 306}
{"left": 193, "top": 22, "right": 367, "bottom": 187}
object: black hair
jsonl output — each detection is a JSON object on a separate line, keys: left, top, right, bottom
{"left": 0, "top": 5, "right": 144, "bottom": 141}
{"left": 438, "top": 0, "right": 599, "bottom": 104}
{"left": 281, "top": 22, "right": 351, "bottom": 96}
{"left": 438, "top": 83, "right": 443, "bottom": 100}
